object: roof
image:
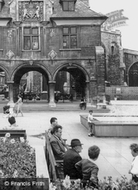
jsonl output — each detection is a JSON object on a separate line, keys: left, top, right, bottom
{"left": 51, "top": 0, "right": 107, "bottom": 20}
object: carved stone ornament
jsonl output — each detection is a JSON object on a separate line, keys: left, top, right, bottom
{"left": 6, "top": 50, "right": 15, "bottom": 59}
{"left": 18, "top": 1, "right": 43, "bottom": 21}
{"left": 48, "top": 50, "right": 57, "bottom": 60}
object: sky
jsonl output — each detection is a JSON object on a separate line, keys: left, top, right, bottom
{"left": 89, "top": 0, "right": 138, "bottom": 51}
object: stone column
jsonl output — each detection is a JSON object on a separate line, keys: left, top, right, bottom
{"left": 89, "top": 78, "right": 97, "bottom": 104}
{"left": 7, "top": 81, "right": 15, "bottom": 113}
{"left": 48, "top": 81, "right": 56, "bottom": 107}
{"left": 95, "top": 46, "right": 105, "bottom": 95}
{"left": 85, "top": 81, "right": 90, "bottom": 103}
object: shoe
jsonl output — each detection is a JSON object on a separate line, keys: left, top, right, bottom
{"left": 88, "top": 133, "right": 92, "bottom": 137}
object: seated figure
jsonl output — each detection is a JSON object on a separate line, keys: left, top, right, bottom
{"left": 8, "top": 116, "right": 18, "bottom": 128}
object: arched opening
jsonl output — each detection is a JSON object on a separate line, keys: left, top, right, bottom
{"left": 129, "top": 62, "right": 138, "bottom": 86}
{"left": 54, "top": 65, "right": 87, "bottom": 102}
{"left": 0, "top": 68, "right": 9, "bottom": 99}
{"left": 13, "top": 66, "right": 49, "bottom": 102}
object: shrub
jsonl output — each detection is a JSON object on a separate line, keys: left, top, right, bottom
{"left": 0, "top": 134, "right": 36, "bottom": 178}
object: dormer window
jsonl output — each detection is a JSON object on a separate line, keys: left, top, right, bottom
{"left": 60, "top": 0, "right": 76, "bottom": 11}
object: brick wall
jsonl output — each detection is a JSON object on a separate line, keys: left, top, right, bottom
{"left": 106, "top": 86, "right": 138, "bottom": 100}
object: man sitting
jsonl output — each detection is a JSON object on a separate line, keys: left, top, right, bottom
{"left": 50, "top": 125, "right": 67, "bottom": 160}
{"left": 8, "top": 116, "right": 18, "bottom": 128}
{"left": 63, "top": 139, "right": 83, "bottom": 179}
{"left": 48, "top": 117, "right": 58, "bottom": 138}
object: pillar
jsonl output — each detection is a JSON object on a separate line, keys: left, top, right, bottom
{"left": 85, "top": 81, "right": 90, "bottom": 103}
{"left": 48, "top": 81, "right": 56, "bottom": 107}
{"left": 7, "top": 81, "right": 15, "bottom": 112}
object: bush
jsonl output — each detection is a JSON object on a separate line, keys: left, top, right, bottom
{"left": 0, "top": 134, "right": 36, "bottom": 178}
{"left": 50, "top": 175, "right": 138, "bottom": 190}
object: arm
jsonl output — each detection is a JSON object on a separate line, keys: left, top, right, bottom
{"left": 75, "top": 160, "right": 82, "bottom": 173}
{"left": 89, "top": 166, "right": 99, "bottom": 186}
{"left": 50, "top": 141, "right": 65, "bottom": 159}
{"left": 130, "top": 157, "right": 138, "bottom": 175}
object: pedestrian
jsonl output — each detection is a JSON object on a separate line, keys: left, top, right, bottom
{"left": 15, "top": 94, "right": 23, "bottom": 117}
{"left": 75, "top": 145, "right": 100, "bottom": 189}
{"left": 87, "top": 110, "right": 95, "bottom": 136}
{"left": 129, "top": 143, "right": 138, "bottom": 182}
{"left": 48, "top": 117, "right": 58, "bottom": 138}
{"left": 63, "top": 139, "right": 83, "bottom": 179}
{"left": 79, "top": 98, "right": 86, "bottom": 110}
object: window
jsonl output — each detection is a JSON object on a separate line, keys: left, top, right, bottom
{"left": 23, "top": 27, "right": 39, "bottom": 50}
{"left": 63, "top": 27, "right": 77, "bottom": 49}
{"left": 63, "top": 1, "right": 75, "bottom": 11}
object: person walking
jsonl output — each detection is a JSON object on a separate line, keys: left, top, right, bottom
{"left": 15, "top": 94, "right": 23, "bottom": 117}
{"left": 63, "top": 139, "right": 83, "bottom": 179}
{"left": 129, "top": 143, "right": 138, "bottom": 182}
{"left": 75, "top": 145, "right": 100, "bottom": 189}
{"left": 87, "top": 110, "right": 95, "bottom": 136}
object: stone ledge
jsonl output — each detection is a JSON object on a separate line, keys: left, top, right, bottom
{"left": 80, "top": 115, "right": 138, "bottom": 137}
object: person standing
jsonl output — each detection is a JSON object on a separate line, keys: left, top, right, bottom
{"left": 129, "top": 143, "right": 138, "bottom": 182}
{"left": 63, "top": 139, "right": 83, "bottom": 179}
{"left": 87, "top": 110, "right": 95, "bottom": 137}
{"left": 15, "top": 94, "right": 23, "bottom": 117}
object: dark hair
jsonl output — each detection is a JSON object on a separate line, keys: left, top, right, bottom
{"left": 52, "top": 125, "right": 62, "bottom": 134}
{"left": 130, "top": 143, "right": 138, "bottom": 153}
{"left": 89, "top": 110, "right": 93, "bottom": 113}
{"left": 50, "top": 117, "right": 57, "bottom": 124}
{"left": 8, "top": 116, "right": 16, "bottom": 125}
{"left": 88, "top": 145, "right": 100, "bottom": 160}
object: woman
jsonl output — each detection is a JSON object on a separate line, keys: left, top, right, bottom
{"left": 129, "top": 143, "right": 138, "bottom": 182}
{"left": 15, "top": 94, "right": 23, "bottom": 117}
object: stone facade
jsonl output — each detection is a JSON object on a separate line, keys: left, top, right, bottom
{"left": 2, "top": 0, "right": 129, "bottom": 105}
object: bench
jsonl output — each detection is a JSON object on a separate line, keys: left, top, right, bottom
{"left": 96, "top": 103, "right": 106, "bottom": 109}
{"left": 0, "top": 130, "right": 27, "bottom": 140}
{"left": 44, "top": 131, "right": 64, "bottom": 182}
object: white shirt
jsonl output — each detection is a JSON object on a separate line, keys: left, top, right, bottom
{"left": 131, "top": 156, "right": 138, "bottom": 176}
{"left": 87, "top": 113, "right": 94, "bottom": 123}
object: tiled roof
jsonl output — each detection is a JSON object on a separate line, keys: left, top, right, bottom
{"left": 51, "top": 0, "right": 107, "bottom": 19}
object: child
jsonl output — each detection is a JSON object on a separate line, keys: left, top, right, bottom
{"left": 87, "top": 110, "right": 95, "bottom": 136}
{"left": 75, "top": 145, "right": 100, "bottom": 189}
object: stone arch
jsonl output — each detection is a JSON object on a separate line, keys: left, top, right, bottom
{"left": 9, "top": 61, "right": 52, "bottom": 102}
{"left": 53, "top": 62, "right": 90, "bottom": 101}
{"left": 53, "top": 62, "right": 90, "bottom": 82}
{"left": 127, "top": 61, "right": 138, "bottom": 86}
{"left": 10, "top": 61, "right": 51, "bottom": 82}
{"left": 0, "top": 65, "right": 10, "bottom": 81}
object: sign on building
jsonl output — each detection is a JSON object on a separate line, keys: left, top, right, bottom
{"left": 102, "top": 9, "right": 128, "bottom": 31}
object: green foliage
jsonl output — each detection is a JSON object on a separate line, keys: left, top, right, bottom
{"left": 0, "top": 135, "right": 36, "bottom": 178}
{"left": 50, "top": 175, "right": 138, "bottom": 190}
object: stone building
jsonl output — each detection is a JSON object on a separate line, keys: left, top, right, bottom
{"left": 0, "top": 0, "right": 110, "bottom": 106}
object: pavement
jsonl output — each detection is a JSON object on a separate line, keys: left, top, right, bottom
{"left": 1, "top": 99, "right": 138, "bottom": 181}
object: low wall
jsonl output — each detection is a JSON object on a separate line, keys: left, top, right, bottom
{"left": 106, "top": 86, "right": 138, "bottom": 100}
{"left": 80, "top": 115, "right": 138, "bottom": 137}
{"left": 35, "top": 145, "right": 49, "bottom": 189}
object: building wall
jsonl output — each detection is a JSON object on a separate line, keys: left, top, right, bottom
{"left": 0, "top": 0, "right": 107, "bottom": 102}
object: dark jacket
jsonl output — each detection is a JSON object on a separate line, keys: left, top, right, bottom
{"left": 63, "top": 148, "right": 82, "bottom": 179}
{"left": 50, "top": 134, "right": 66, "bottom": 160}
{"left": 75, "top": 159, "right": 99, "bottom": 188}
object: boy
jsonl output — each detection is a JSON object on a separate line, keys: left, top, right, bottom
{"left": 87, "top": 110, "right": 95, "bottom": 136}
{"left": 75, "top": 145, "right": 100, "bottom": 189}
